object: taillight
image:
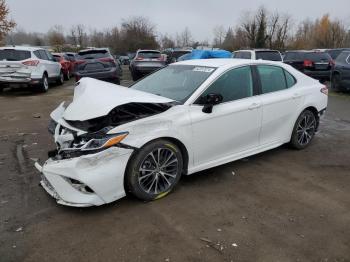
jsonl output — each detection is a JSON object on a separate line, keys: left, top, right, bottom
{"left": 320, "top": 85, "right": 328, "bottom": 95}
{"left": 135, "top": 57, "right": 144, "bottom": 61}
{"left": 303, "top": 60, "right": 313, "bottom": 68}
{"left": 99, "top": 57, "right": 116, "bottom": 66}
{"left": 157, "top": 56, "right": 165, "bottom": 61}
{"left": 22, "top": 60, "right": 39, "bottom": 66}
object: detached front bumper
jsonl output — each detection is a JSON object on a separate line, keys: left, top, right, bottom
{"left": 35, "top": 147, "right": 133, "bottom": 207}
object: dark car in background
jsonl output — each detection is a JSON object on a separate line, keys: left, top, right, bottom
{"left": 129, "top": 50, "right": 166, "bottom": 81}
{"left": 283, "top": 51, "right": 334, "bottom": 82}
{"left": 326, "top": 48, "right": 350, "bottom": 60}
{"left": 119, "top": 55, "right": 130, "bottom": 65}
{"left": 164, "top": 49, "right": 192, "bottom": 64}
{"left": 331, "top": 51, "right": 350, "bottom": 92}
{"left": 76, "top": 48, "right": 122, "bottom": 84}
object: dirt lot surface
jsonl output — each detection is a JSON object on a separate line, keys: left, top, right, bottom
{"left": 0, "top": 68, "right": 349, "bottom": 262}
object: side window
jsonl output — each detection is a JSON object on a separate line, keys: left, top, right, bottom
{"left": 39, "top": 50, "right": 49, "bottom": 60}
{"left": 45, "top": 51, "right": 54, "bottom": 61}
{"left": 33, "top": 50, "right": 42, "bottom": 59}
{"left": 284, "top": 70, "right": 296, "bottom": 88}
{"left": 201, "top": 66, "right": 253, "bottom": 103}
{"left": 257, "top": 65, "right": 287, "bottom": 94}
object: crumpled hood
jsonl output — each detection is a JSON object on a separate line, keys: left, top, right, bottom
{"left": 63, "top": 78, "right": 174, "bottom": 121}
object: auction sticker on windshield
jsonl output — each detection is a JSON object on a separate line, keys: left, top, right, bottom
{"left": 193, "top": 67, "right": 215, "bottom": 73}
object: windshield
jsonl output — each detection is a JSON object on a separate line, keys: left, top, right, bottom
{"left": 131, "top": 65, "right": 216, "bottom": 103}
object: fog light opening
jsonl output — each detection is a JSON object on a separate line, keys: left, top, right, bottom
{"left": 67, "top": 178, "right": 94, "bottom": 194}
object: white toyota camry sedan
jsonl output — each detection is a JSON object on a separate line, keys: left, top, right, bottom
{"left": 35, "top": 59, "right": 328, "bottom": 207}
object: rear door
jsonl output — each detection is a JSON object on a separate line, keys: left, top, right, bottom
{"left": 256, "top": 65, "right": 303, "bottom": 145}
{"left": 45, "top": 50, "right": 61, "bottom": 77}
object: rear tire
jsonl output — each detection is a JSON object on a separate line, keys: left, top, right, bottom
{"left": 56, "top": 71, "right": 64, "bottom": 85}
{"left": 64, "top": 70, "right": 70, "bottom": 80}
{"left": 126, "top": 139, "right": 183, "bottom": 201}
{"left": 290, "top": 110, "right": 317, "bottom": 150}
{"left": 38, "top": 74, "right": 49, "bottom": 93}
{"left": 131, "top": 70, "right": 140, "bottom": 81}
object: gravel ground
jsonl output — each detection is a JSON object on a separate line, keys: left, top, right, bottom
{"left": 0, "top": 67, "right": 349, "bottom": 262}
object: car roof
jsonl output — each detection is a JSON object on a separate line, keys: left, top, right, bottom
{"left": 79, "top": 48, "right": 109, "bottom": 53}
{"left": 175, "top": 58, "right": 284, "bottom": 68}
{"left": 0, "top": 46, "right": 45, "bottom": 52}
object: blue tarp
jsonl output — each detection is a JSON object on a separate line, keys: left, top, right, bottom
{"left": 178, "top": 49, "right": 232, "bottom": 61}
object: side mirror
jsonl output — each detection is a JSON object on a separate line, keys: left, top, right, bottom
{"left": 201, "top": 93, "right": 223, "bottom": 113}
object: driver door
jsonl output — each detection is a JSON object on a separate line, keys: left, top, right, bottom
{"left": 189, "top": 66, "right": 262, "bottom": 168}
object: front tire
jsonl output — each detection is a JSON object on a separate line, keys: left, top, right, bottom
{"left": 126, "top": 139, "right": 183, "bottom": 201}
{"left": 290, "top": 110, "right": 317, "bottom": 149}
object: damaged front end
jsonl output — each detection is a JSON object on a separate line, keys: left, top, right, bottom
{"left": 35, "top": 78, "right": 175, "bottom": 207}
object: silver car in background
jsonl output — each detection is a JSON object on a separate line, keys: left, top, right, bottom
{"left": 129, "top": 50, "right": 166, "bottom": 81}
{"left": 0, "top": 46, "right": 63, "bottom": 93}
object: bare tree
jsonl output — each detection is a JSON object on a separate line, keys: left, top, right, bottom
{"left": 177, "top": 27, "right": 193, "bottom": 47}
{"left": 70, "top": 24, "right": 87, "bottom": 48}
{"left": 213, "top": 25, "right": 226, "bottom": 47}
{"left": 47, "top": 25, "right": 65, "bottom": 51}
{"left": 0, "top": 0, "right": 15, "bottom": 44}
{"left": 120, "top": 16, "right": 158, "bottom": 52}
{"left": 160, "top": 34, "right": 175, "bottom": 49}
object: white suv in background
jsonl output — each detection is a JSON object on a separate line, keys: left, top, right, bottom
{"left": 232, "top": 49, "right": 283, "bottom": 62}
{"left": 0, "top": 46, "right": 64, "bottom": 92}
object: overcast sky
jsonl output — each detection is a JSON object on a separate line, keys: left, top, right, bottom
{"left": 7, "top": 0, "right": 350, "bottom": 41}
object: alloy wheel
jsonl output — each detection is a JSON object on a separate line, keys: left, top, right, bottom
{"left": 296, "top": 113, "right": 316, "bottom": 146}
{"left": 138, "top": 148, "right": 179, "bottom": 194}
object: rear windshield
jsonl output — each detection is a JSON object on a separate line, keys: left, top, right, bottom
{"left": 78, "top": 50, "right": 109, "bottom": 59}
{"left": 305, "top": 52, "right": 331, "bottom": 62}
{"left": 284, "top": 52, "right": 304, "bottom": 61}
{"left": 137, "top": 51, "right": 161, "bottom": 59}
{"left": 256, "top": 51, "right": 282, "bottom": 61}
{"left": 0, "top": 49, "right": 31, "bottom": 61}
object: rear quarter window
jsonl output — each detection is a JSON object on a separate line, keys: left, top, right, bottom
{"left": 284, "top": 70, "right": 297, "bottom": 88}
{"left": 0, "top": 50, "right": 31, "bottom": 61}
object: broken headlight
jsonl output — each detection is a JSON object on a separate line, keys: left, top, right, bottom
{"left": 58, "top": 132, "right": 129, "bottom": 159}
{"left": 80, "top": 132, "right": 129, "bottom": 151}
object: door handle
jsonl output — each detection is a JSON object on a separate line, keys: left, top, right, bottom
{"left": 248, "top": 103, "right": 261, "bottom": 110}
{"left": 292, "top": 93, "right": 301, "bottom": 99}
